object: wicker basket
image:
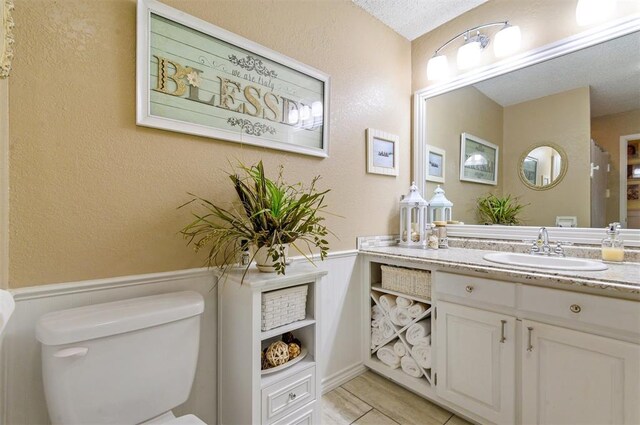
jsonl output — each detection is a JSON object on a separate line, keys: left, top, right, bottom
{"left": 261, "top": 284, "right": 308, "bottom": 331}
{"left": 381, "top": 265, "right": 431, "bottom": 300}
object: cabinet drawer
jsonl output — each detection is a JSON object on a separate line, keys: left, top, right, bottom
{"left": 435, "top": 272, "right": 516, "bottom": 308}
{"left": 271, "top": 401, "right": 316, "bottom": 425}
{"left": 519, "top": 285, "right": 640, "bottom": 335}
{"left": 262, "top": 365, "right": 316, "bottom": 423}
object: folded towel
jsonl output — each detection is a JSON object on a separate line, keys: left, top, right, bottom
{"left": 411, "top": 343, "right": 432, "bottom": 369}
{"left": 396, "top": 296, "right": 414, "bottom": 308}
{"left": 393, "top": 340, "right": 406, "bottom": 357}
{"left": 379, "top": 317, "right": 395, "bottom": 339}
{"left": 371, "top": 328, "right": 383, "bottom": 349}
{"left": 372, "top": 304, "right": 383, "bottom": 316}
{"left": 378, "top": 294, "right": 397, "bottom": 312}
{"left": 377, "top": 343, "right": 401, "bottom": 369}
{"left": 406, "top": 319, "right": 431, "bottom": 345}
{"left": 401, "top": 355, "right": 422, "bottom": 378}
{"left": 389, "top": 307, "right": 412, "bottom": 327}
{"left": 408, "top": 303, "right": 427, "bottom": 318}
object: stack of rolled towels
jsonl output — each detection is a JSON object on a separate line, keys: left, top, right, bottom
{"left": 371, "top": 293, "right": 433, "bottom": 378}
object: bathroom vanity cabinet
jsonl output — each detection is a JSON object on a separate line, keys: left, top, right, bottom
{"left": 361, "top": 253, "right": 640, "bottom": 425}
{"left": 218, "top": 265, "right": 326, "bottom": 425}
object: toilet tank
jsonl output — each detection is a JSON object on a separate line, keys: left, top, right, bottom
{"left": 36, "top": 291, "right": 204, "bottom": 425}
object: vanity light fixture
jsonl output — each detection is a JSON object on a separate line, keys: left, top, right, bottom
{"left": 427, "top": 21, "right": 521, "bottom": 81}
{"left": 576, "top": 0, "right": 617, "bottom": 26}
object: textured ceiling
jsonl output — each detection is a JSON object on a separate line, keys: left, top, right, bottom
{"left": 352, "top": 0, "right": 488, "bottom": 40}
{"left": 473, "top": 31, "right": 640, "bottom": 118}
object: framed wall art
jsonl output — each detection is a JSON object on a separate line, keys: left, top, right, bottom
{"left": 366, "top": 129, "right": 399, "bottom": 176}
{"left": 136, "top": 0, "right": 330, "bottom": 157}
{"left": 460, "top": 132, "right": 498, "bottom": 185}
{"left": 425, "top": 145, "right": 445, "bottom": 183}
{"left": 522, "top": 155, "right": 538, "bottom": 185}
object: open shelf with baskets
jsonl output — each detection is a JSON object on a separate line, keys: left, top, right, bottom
{"left": 218, "top": 264, "right": 327, "bottom": 425}
{"left": 364, "top": 260, "right": 435, "bottom": 389}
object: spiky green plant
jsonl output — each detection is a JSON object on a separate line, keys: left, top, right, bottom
{"left": 476, "top": 193, "right": 528, "bottom": 225}
{"left": 179, "top": 161, "right": 331, "bottom": 280}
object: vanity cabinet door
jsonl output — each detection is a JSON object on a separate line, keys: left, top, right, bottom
{"left": 521, "top": 320, "right": 640, "bottom": 425}
{"left": 436, "top": 301, "right": 515, "bottom": 424}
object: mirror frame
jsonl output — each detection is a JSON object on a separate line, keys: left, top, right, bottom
{"left": 0, "top": 0, "right": 14, "bottom": 79}
{"left": 518, "top": 143, "right": 568, "bottom": 191}
{"left": 413, "top": 15, "right": 640, "bottom": 243}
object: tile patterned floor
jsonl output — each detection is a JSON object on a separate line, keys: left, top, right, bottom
{"left": 322, "top": 371, "right": 472, "bottom": 425}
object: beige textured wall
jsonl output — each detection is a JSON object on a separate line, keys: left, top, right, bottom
{"left": 425, "top": 86, "right": 503, "bottom": 223}
{"left": 591, "top": 109, "right": 640, "bottom": 224}
{"left": 412, "top": 0, "right": 640, "bottom": 92}
{"left": 503, "top": 87, "right": 591, "bottom": 227}
{"left": 9, "top": 0, "right": 411, "bottom": 287}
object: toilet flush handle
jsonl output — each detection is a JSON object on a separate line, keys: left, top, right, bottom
{"left": 53, "top": 347, "right": 88, "bottom": 358}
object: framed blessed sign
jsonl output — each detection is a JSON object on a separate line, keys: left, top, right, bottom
{"left": 136, "top": 0, "right": 330, "bottom": 157}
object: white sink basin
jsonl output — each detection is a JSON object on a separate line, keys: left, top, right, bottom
{"left": 483, "top": 252, "right": 608, "bottom": 271}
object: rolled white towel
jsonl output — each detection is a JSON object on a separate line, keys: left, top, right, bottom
{"left": 378, "top": 294, "right": 397, "bottom": 312}
{"left": 401, "top": 355, "right": 422, "bottom": 378}
{"left": 389, "top": 307, "right": 412, "bottom": 327}
{"left": 412, "top": 335, "right": 431, "bottom": 347}
{"left": 379, "top": 317, "right": 395, "bottom": 339}
{"left": 411, "top": 343, "right": 432, "bottom": 369}
{"left": 396, "top": 296, "right": 414, "bottom": 308}
{"left": 377, "top": 343, "right": 401, "bottom": 369}
{"left": 371, "top": 328, "right": 383, "bottom": 348}
{"left": 371, "top": 317, "right": 382, "bottom": 328}
{"left": 408, "top": 303, "right": 427, "bottom": 318}
{"left": 393, "top": 340, "right": 406, "bottom": 357}
{"left": 372, "top": 305, "right": 383, "bottom": 316}
{"left": 406, "top": 319, "right": 431, "bottom": 345}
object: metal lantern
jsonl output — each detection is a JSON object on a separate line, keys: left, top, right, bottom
{"left": 428, "top": 185, "right": 453, "bottom": 223}
{"left": 399, "top": 182, "right": 429, "bottom": 247}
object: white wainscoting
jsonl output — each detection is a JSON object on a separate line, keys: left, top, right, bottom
{"left": 2, "top": 251, "right": 362, "bottom": 424}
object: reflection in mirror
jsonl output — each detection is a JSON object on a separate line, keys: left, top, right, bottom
{"left": 519, "top": 145, "right": 567, "bottom": 190}
{"left": 422, "top": 30, "right": 640, "bottom": 229}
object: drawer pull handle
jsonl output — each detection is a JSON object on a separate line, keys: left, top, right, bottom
{"left": 527, "top": 327, "right": 534, "bottom": 352}
{"left": 570, "top": 304, "right": 582, "bottom": 313}
{"left": 288, "top": 392, "right": 296, "bottom": 401}
{"left": 465, "top": 285, "right": 474, "bottom": 293}
{"left": 500, "top": 320, "right": 507, "bottom": 343}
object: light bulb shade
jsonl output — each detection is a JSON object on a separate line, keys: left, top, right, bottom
{"left": 457, "top": 40, "right": 482, "bottom": 70}
{"left": 494, "top": 25, "right": 521, "bottom": 57}
{"left": 427, "top": 55, "right": 449, "bottom": 81}
{"left": 576, "top": 0, "right": 617, "bottom": 26}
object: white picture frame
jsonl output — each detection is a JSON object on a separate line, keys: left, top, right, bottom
{"left": 136, "top": 0, "right": 330, "bottom": 158}
{"left": 460, "top": 132, "right": 499, "bottom": 185}
{"left": 425, "top": 145, "right": 445, "bottom": 183}
{"left": 366, "top": 129, "right": 399, "bottom": 176}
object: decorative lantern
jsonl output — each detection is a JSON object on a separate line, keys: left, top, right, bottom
{"left": 428, "top": 185, "right": 453, "bottom": 223}
{"left": 399, "top": 182, "right": 429, "bottom": 247}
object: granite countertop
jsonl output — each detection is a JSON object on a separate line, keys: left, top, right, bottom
{"left": 359, "top": 245, "right": 640, "bottom": 300}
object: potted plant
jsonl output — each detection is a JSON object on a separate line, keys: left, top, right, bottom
{"left": 476, "top": 193, "right": 528, "bottom": 225}
{"left": 179, "top": 161, "right": 331, "bottom": 279}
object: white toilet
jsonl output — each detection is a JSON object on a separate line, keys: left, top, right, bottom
{"left": 35, "top": 291, "right": 207, "bottom": 425}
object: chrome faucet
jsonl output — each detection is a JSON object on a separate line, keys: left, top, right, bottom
{"left": 528, "top": 227, "right": 570, "bottom": 256}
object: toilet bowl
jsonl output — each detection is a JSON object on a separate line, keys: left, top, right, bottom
{"left": 36, "top": 291, "right": 207, "bottom": 425}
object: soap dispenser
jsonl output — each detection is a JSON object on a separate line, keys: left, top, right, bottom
{"left": 601, "top": 222, "right": 624, "bottom": 262}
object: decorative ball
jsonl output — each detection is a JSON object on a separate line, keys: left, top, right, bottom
{"left": 288, "top": 343, "right": 301, "bottom": 359}
{"left": 266, "top": 341, "right": 290, "bottom": 366}
{"left": 282, "top": 332, "right": 295, "bottom": 344}
{"left": 261, "top": 355, "right": 271, "bottom": 370}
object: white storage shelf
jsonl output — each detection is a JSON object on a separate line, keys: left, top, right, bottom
{"left": 368, "top": 263, "right": 434, "bottom": 386}
{"left": 218, "top": 265, "right": 327, "bottom": 425}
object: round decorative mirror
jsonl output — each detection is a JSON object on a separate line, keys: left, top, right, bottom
{"left": 518, "top": 144, "right": 568, "bottom": 190}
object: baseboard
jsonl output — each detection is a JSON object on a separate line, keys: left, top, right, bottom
{"left": 321, "top": 362, "right": 367, "bottom": 394}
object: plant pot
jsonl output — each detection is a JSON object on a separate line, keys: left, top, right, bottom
{"left": 254, "top": 244, "right": 289, "bottom": 273}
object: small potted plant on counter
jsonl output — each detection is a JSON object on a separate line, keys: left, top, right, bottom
{"left": 179, "top": 161, "right": 331, "bottom": 279}
{"left": 476, "top": 193, "right": 527, "bottom": 225}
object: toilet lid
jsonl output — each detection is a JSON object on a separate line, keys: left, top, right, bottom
{"left": 164, "top": 414, "right": 207, "bottom": 425}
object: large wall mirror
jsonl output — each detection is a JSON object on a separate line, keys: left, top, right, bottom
{"left": 414, "top": 18, "right": 640, "bottom": 231}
